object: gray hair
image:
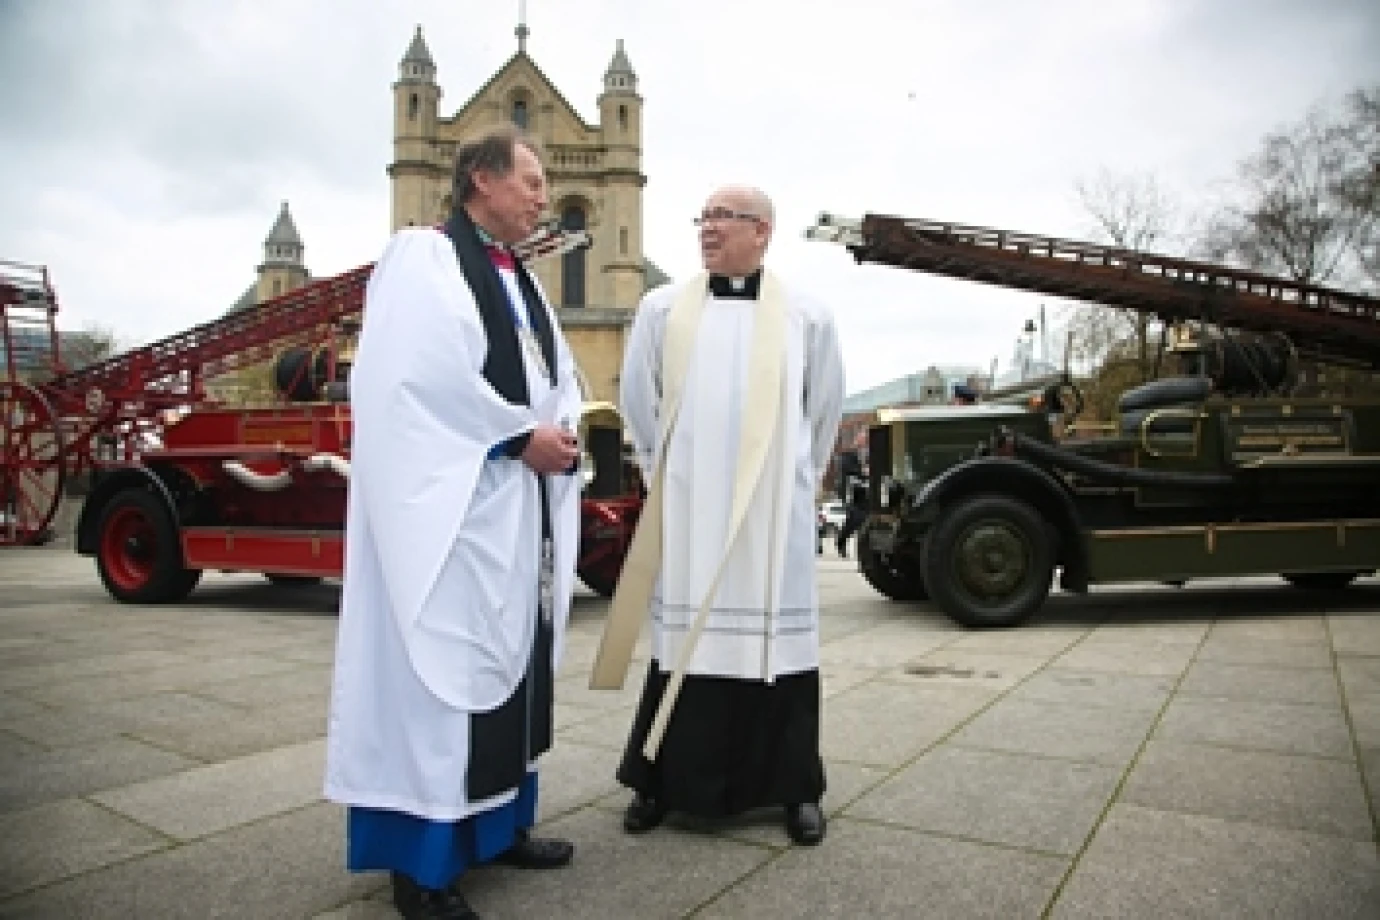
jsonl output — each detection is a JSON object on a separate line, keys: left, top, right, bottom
{"left": 452, "top": 124, "right": 543, "bottom": 203}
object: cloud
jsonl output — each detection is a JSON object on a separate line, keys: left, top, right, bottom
{"left": 1, "top": 0, "right": 1377, "bottom": 393}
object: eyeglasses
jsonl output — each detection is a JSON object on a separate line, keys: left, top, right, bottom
{"left": 692, "top": 208, "right": 763, "bottom": 226}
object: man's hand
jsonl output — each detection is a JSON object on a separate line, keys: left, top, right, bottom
{"left": 520, "top": 424, "right": 579, "bottom": 475}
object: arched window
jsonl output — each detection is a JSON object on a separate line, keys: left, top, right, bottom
{"left": 408, "top": 93, "right": 418, "bottom": 120}
{"left": 561, "top": 204, "right": 587, "bottom": 307}
{"left": 618, "top": 104, "right": 628, "bottom": 130}
{"left": 272, "top": 279, "right": 282, "bottom": 296}
{"left": 619, "top": 226, "right": 628, "bottom": 255}
{"left": 512, "top": 98, "right": 528, "bottom": 128}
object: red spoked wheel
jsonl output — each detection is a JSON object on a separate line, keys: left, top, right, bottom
{"left": 576, "top": 498, "right": 639, "bottom": 598}
{"left": 0, "top": 381, "right": 65, "bottom": 546}
{"left": 95, "top": 487, "right": 201, "bottom": 603}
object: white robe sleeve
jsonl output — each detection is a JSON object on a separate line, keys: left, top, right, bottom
{"left": 803, "top": 297, "right": 846, "bottom": 481}
{"left": 619, "top": 286, "right": 672, "bottom": 480}
{"left": 347, "top": 228, "right": 541, "bottom": 698}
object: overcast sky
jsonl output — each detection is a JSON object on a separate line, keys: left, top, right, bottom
{"left": 2, "top": 0, "right": 1377, "bottom": 395}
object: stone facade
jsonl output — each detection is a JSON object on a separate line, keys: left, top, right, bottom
{"left": 222, "top": 26, "right": 668, "bottom": 409}
{"left": 387, "top": 26, "right": 664, "bottom": 404}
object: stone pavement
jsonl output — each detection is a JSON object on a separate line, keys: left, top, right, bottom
{"left": 1, "top": 545, "right": 1378, "bottom": 918}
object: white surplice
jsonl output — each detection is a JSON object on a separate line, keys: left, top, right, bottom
{"left": 323, "top": 226, "right": 582, "bottom": 821}
{"left": 619, "top": 277, "right": 845, "bottom": 682}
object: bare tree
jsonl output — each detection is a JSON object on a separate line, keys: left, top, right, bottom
{"left": 1200, "top": 86, "right": 1379, "bottom": 292}
{"left": 1059, "top": 169, "right": 1181, "bottom": 383}
{"left": 61, "top": 322, "right": 121, "bottom": 371}
{"left": 1335, "top": 86, "right": 1380, "bottom": 290}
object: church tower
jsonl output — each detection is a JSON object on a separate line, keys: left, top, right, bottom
{"left": 383, "top": 22, "right": 662, "bottom": 404}
{"left": 255, "top": 201, "right": 309, "bottom": 303}
{"left": 597, "top": 40, "right": 645, "bottom": 310}
{"left": 389, "top": 26, "right": 445, "bottom": 230}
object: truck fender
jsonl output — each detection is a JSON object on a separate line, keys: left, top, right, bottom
{"left": 75, "top": 468, "right": 178, "bottom": 557}
{"left": 915, "top": 457, "right": 1089, "bottom": 591}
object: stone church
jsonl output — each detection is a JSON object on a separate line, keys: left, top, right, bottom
{"left": 225, "top": 23, "right": 666, "bottom": 406}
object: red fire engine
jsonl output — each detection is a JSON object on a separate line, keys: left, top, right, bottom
{"left": 0, "top": 225, "right": 639, "bottom": 602}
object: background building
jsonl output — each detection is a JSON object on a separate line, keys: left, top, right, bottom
{"left": 388, "top": 24, "right": 668, "bottom": 404}
{"left": 220, "top": 22, "right": 670, "bottom": 406}
{"left": 841, "top": 364, "right": 990, "bottom": 415}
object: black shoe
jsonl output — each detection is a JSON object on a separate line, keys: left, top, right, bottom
{"left": 785, "top": 803, "right": 826, "bottom": 846}
{"left": 391, "top": 872, "right": 479, "bottom": 919}
{"left": 623, "top": 793, "right": 667, "bottom": 833}
{"left": 493, "top": 828, "right": 574, "bottom": 869}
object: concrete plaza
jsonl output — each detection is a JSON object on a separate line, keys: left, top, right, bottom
{"left": 1, "top": 545, "right": 1378, "bottom": 918}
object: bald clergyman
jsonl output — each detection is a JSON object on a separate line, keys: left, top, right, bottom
{"left": 608, "top": 184, "right": 845, "bottom": 845}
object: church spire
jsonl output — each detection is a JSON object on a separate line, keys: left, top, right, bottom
{"left": 401, "top": 25, "right": 433, "bottom": 70}
{"left": 516, "top": 0, "right": 530, "bottom": 55}
{"left": 603, "top": 39, "right": 636, "bottom": 94}
{"left": 263, "top": 201, "right": 304, "bottom": 267}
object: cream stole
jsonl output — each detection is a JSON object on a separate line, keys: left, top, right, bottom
{"left": 590, "top": 270, "right": 786, "bottom": 760}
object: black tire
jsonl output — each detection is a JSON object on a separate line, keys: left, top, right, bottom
{"left": 95, "top": 488, "right": 201, "bottom": 604}
{"left": 857, "top": 519, "right": 928, "bottom": 601}
{"left": 265, "top": 574, "right": 323, "bottom": 586}
{"left": 1282, "top": 571, "right": 1360, "bottom": 591}
{"left": 923, "top": 494, "right": 1053, "bottom": 628}
{"left": 1117, "top": 376, "right": 1211, "bottom": 413}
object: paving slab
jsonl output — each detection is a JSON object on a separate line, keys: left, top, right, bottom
{"left": 555, "top": 706, "right": 639, "bottom": 752}
{"left": 949, "top": 698, "right": 1160, "bottom": 766}
{"left": 1338, "top": 655, "right": 1380, "bottom": 699}
{"left": 0, "top": 735, "right": 199, "bottom": 813}
{"left": 1052, "top": 639, "right": 1198, "bottom": 677}
{"left": 883, "top": 647, "right": 1051, "bottom": 691}
{"left": 118, "top": 695, "right": 327, "bottom": 762}
{"left": 695, "top": 818, "right": 1067, "bottom": 919}
{"left": 92, "top": 739, "right": 327, "bottom": 840}
{"left": 531, "top": 740, "right": 623, "bottom": 824}
{"left": 1347, "top": 694, "right": 1380, "bottom": 749}
{"left": 1048, "top": 804, "right": 1380, "bottom": 919}
{"left": 822, "top": 680, "right": 995, "bottom": 768}
{"left": 1207, "top": 615, "right": 1330, "bottom": 645}
{"left": 191, "top": 665, "right": 334, "bottom": 708}
{"left": 18, "top": 655, "right": 301, "bottom": 707}
{"left": 1176, "top": 659, "right": 1342, "bottom": 706}
{"left": 939, "top": 627, "right": 1089, "bottom": 658}
{"left": 845, "top": 746, "right": 1122, "bottom": 855}
{"left": 0, "top": 798, "right": 169, "bottom": 899}
{"left": 459, "top": 807, "right": 772, "bottom": 920}
{"left": 1154, "top": 697, "right": 1356, "bottom": 760}
{"left": 1194, "top": 634, "right": 1336, "bottom": 669}
{"left": 714, "top": 759, "right": 889, "bottom": 849}
{"left": 1004, "top": 668, "right": 1176, "bottom": 711}
{"left": 1328, "top": 613, "right": 1380, "bottom": 656}
{"left": 0, "top": 802, "right": 375, "bottom": 920}
{"left": 817, "top": 622, "right": 957, "bottom": 669}
{"left": 1120, "top": 739, "right": 1374, "bottom": 840}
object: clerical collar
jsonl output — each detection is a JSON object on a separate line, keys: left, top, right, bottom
{"left": 708, "top": 269, "right": 762, "bottom": 299}
{"left": 472, "top": 222, "right": 516, "bottom": 270}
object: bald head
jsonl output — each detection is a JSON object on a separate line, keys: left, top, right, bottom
{"left": 698, "top": 184, "right": 775, "bottom": 276}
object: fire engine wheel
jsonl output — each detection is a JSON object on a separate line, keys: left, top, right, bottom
{"left": 857, "top": 520, "right": 928, "bottom": 602}
{"left": 0, "top": 381, "right": 65, "bottom": 547}
{"left": 923, "top": 494, "right": 1053, "bottom": 629}
{"left": 96, "top": 488, "right": 201, "bottom": 604}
